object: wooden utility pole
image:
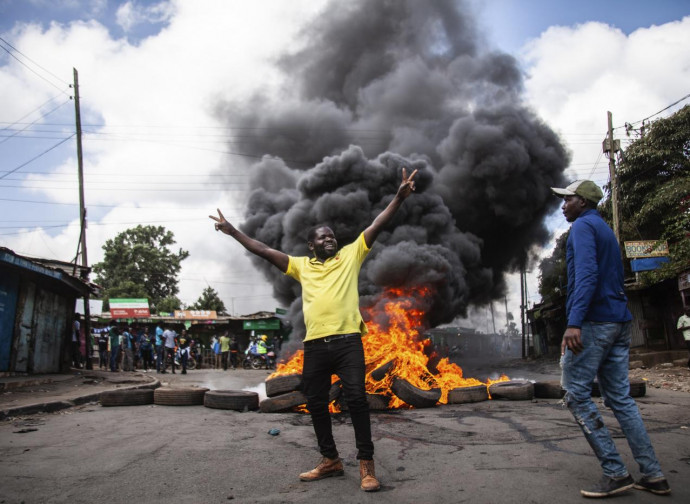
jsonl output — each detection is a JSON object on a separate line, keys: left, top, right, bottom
{"left": 520, "top": 268, "right": 526, "bottom": 358}
{"left": 605, "top": 111, "right": 621, "bottom": 246}
{"left": 73, "top": 67, "right": 92, "bottom": 370}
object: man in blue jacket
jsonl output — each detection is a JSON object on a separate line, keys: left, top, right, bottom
{"left": 552, "top": 180, "right": 670, "bottom": 498}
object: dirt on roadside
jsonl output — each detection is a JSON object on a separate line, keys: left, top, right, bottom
{"left": 629, "top": 363, "right": 690, "bottom": 394}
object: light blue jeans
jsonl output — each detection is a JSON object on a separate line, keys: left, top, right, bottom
{"left": 561, "top": 321, "right": 664, "bottom": 479}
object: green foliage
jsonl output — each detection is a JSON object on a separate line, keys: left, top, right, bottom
{"left": 157, "top": 296, "right": 183, "bottom": 313}
{"left": 617, "top": 105, "right": 690, "bottom": 284}
{"left": 190, "top": 286, "right": 227, "bottom": 314}
{"left": 537, "top": 231, "right": 568, "bottom": 303}
{"left": 93, "top": 225, "right": 189, "bottom": 312}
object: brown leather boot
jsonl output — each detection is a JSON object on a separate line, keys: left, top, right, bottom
{"left": 299, "top": 456, "right": 344, "bottom": 481}
{"left": 359, "top": 459, "right": 381, "bottom": 492}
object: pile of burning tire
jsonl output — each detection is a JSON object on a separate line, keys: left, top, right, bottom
{"left": 259, "top": 373, "right": 538, "bottom": 413}
{"left": 259, "top": 373, "right": 647, "bottom": 412}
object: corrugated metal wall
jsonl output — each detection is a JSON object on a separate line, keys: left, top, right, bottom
{"left": 8, "top": 277, "right": 73, "bottom": 374}
{"left": 627, "top": 294, "right": 646, "bottom": 347}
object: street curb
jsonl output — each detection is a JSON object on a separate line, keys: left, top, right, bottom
{"left": 0, "top": 379, "right": 161, "bottom": 421}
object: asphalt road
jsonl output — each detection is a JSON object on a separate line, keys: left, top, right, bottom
{"left": 0, "top": 368, "right": 688, "bottom": 504}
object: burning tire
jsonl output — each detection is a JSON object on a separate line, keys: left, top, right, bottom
{"left": 153, "top": 387, "right": 209, "bottom": 406}
{"left": 533, "top": 380, "right": 565, "bottom": 399}
{"left": 489, "top": 380, "right": 534, "bottom": 401}
{"left": 259, "top": 390, "right": 307, "bottom": 413}
{"left": 391, "top": 378, "right": 441, "bottom": 408}
{"left": 265, "top": 373, "right": 302, "bottom": 397}
{"left": 100, "top": 388, "right": 154, "bottom": 407}
{"left": 204, "top": 390, "right": 259, "bottom": 411}
{"left": 370, "top": 360, "right": 395, "bottom": 381}
{"left": 329, "top": 381, "right": 342, "bottom": 402}
{"left": 591, "top": 377, "right": 646, "bottom": 398}
{"left": 447, "top": 385, "right": 488, "bottom": 404}
{"left": 366, "top": 393, "right": 390, "bottom": 410}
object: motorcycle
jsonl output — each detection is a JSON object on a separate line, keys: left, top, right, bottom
{"left": 242, "top": 348, "right": 275, "bottom": 370}
{"left": 174, "top": 348, "right": 196, "bottom": 370}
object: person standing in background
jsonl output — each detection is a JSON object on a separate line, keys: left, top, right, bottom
{"left": 677, "top": 306, "right": 690, "bottom": 369}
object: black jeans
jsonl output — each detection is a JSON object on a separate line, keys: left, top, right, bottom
{"left": 686, "top": 340, "right": 690, "bottom": 368}
{"left": 302, "top": 334, "right": 373, "bottom": 460}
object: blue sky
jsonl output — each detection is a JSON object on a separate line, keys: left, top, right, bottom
{"left": 1, "top": 0, "right": 689, "bottom": 319}
{"left": 474, "top": 0, "right": 690, "bottom": 51}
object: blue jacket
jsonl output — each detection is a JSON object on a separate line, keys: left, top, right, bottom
{"left": 565, "top": 209, "right": 632, "bottom": 327}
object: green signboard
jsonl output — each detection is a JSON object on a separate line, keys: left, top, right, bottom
{"left": 243, "top": 319, "right": 280, "bottom": 330}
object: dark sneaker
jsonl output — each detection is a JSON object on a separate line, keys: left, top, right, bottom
{"left": 634, "top": 476, "right": 671, "bottom": 495}
{"left": 581, "top": 474, "right": 634, "bottom": 498}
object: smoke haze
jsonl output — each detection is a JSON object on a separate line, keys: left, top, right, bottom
{"left": 214, "top": 0, "right": 569, "bottom": 338}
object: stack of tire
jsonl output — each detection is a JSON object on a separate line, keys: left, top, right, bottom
{"left": 100, "top": 386, "right": 259, "bottom": 411}
{"left": 530, "top": 377, "right": 646, "bottom": 399}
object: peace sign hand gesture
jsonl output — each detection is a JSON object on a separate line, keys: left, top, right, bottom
{"left": 209, "top": 209, "right": 236, "bottom": 235}
{"left": 396, "top": 167, "right": 418, "bottom": 200}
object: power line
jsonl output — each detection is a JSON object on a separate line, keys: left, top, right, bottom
{"left": 615, "top": 91, "right": 690, "bottom": 130}
{"left": 0, "top": 135, "right": 75, "bottom": 180}
{"left": 0, "top": 37, "right": 70, "bottom": 94}
{"left": 0, "top": 99, "right": 71, "bottom": 146}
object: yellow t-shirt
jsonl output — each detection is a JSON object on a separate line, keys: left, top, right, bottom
{"left": 286, "top": 233, "right": 370, "bottom": 342}
{"left": 219, "top": 336, "right": 230, "bottom": 352}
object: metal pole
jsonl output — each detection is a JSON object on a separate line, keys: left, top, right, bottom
{"left": 521, "top": 268, "right": 526, "bottom": 358}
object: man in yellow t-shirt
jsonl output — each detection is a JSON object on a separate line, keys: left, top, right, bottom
{"left": 210, "top": 167, "right": 417, "bottom": 493}
{"left": 219, "top": 332, "right": 231, "bottom": 371}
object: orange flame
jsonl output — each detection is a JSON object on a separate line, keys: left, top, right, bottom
{"left": 270, "top": 286, "right": 509, "bottom": 408}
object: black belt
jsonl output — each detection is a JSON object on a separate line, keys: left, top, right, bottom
{"left": 306, "top": 333, "right": 360, "bottom": 345}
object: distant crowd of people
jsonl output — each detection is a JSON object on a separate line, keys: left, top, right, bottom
{"left": 70, "top": 317, "right": 282, "bottom": 374}
{"left": 89, "top": 323, "right": 200, "bottom": 374}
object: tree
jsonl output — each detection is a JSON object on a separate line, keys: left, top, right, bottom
{"left": 190, "top": 286, "right": 227, "bottom": 314}
{"left": 157, "top": 296, "right": 183, "bottom": 314}
{"left": 93, "top": 225, "right": 189, "bottom": 312}
{"left": 616, "top": 105, "right": 690, "bottom": 284}
{"left": 537, "top": 231, "right": 568, "bottom": 303}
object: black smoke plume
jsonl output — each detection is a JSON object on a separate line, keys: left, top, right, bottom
{"left": 215, "top": 0, "right": 569, "bottom": 339}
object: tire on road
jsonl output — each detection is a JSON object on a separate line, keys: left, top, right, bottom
{"left": 100, "top": 388, "right": 154, "bottom": 407}
{"left": 592, "top": 377, "right": 646, "bottom": 398}
{"left": 447, "top": 385, "right": 489, "bottom": 404}
{"left": 489, "top": 380, "right": 534, "bottom": 401}
{"left": 259, "top": 390, "right": 307, "bottom": 413}
{"left": 265, "top": 373, "right": 302, "bottom": 397}
{"left": 329, "top": 381, "right": 342, "bottom": 402}
{"left": 391, "top": 378, "right": 441, "bottom": 408}
{"left": 153, "top": 387, "right": 209, "bottom": 406}
{"left": 533, "top": 380, "right": 565, "bottom": 399}
{"left": 630, "top": 377, "right": 646, "bottom": 397}
{"left": 204, "top": 390, "right": 259, "bottom": 411}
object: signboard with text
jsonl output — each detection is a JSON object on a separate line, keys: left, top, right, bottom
{"left": 624, "top": 240, "right": 669, "bottom": 258}
{"left": 243, "top": 319, "right": 280, "bottom": 330}
{"left": 174, "top": 310, "right": 218, "bottom": 319}
{"left": 109, "top": 298, "right": 150, "bottom": 318}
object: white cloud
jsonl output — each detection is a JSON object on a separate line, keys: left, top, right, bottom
{"left": 115, "top": 1, "right": 175, "bottom": 32}
{"left": 1, "top": 0, "right": 328, "bottom": 314}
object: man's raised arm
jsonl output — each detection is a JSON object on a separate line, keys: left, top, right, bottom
{"left": 363, "top": 167, "right": 418, "bottom": 248}
{"left": 210, "top": 209, "right": 289, "bottom": 273}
